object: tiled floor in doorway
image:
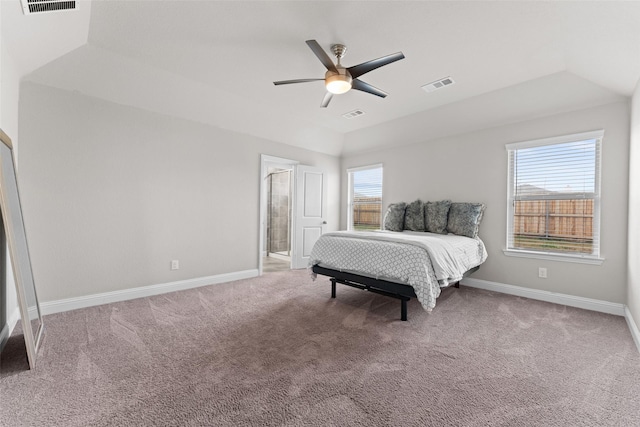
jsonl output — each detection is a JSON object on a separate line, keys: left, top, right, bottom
{"left": 263, "top": 256, "right": 290, "bottom": 273}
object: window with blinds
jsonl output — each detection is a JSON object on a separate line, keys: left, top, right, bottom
{"left": 348, "top": 164, "right": 383, "bottom": 231}
{"left": 506, "top": 130, "right": 602, "bottom": 259}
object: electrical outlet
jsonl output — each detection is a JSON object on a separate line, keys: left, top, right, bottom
{"left": 538, "top": 267, "right": 547, "bottom": 279}
{"left": 171, "top": 260, "right": 179, "bottom": 270}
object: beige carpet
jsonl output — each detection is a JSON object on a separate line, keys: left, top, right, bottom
{"left": 1, "top": 269, "right": 639, "bottom": 426}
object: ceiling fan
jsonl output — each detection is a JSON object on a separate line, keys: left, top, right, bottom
{"left": 273, "top": 40, "right": 405, "bottom": 108}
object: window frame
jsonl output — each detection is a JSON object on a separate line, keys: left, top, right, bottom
{"left": 504, "top": 130, "right": 604, "bottom": 265}
{"left": 347, "top": 164, "right": 383, "bottom": 232}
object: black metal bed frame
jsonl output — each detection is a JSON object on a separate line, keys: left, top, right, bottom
{"left": 312, "top": 264, "right": 480, "bottom": 321}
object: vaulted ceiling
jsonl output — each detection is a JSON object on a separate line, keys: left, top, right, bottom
{"left": 4, "top": 1, "right": 639, "bottom": 156}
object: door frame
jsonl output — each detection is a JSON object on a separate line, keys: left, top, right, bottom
{"left": 259, "top": 154, "right": 298, "bottom": 275}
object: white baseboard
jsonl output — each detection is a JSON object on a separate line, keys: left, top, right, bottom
{"left": 0, "top": 307, "right": 20, "bottom": 352}
{"left": 40, "top": 269, "right": 259, "bottom": 316}
{"left": 624, "top": 306, "right": 640, "bottom": 352}
{"left": 461, "top": 278, "right": 625, "bottom": 316}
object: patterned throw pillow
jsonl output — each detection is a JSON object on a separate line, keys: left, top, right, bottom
{"left": 404, "top": 199, "right": 425, "bottom": 231}
{"left": 425, "top": 200, "right": 451, "bottom": 234}
{"left": 383, "top": 202, "right": 407, "bottom": 232}
{"left": 447, "top": 202, "right": 486, "bottom": 238}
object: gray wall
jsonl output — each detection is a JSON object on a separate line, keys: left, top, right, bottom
{"left": 628, "top": 83, "right": 640, "bottom": 330}
{"left": 18, "top": 83, "right": 340, "bottom": 303}
{"left": 342, "top": 101, "right": 630, "bottom": 304}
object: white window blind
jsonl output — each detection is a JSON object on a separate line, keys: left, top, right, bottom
{"left": 348, "top": 164, "right": 383, "bottom": 231}
{"left": 506, "top": 130, "right": 602, "bottom": 258}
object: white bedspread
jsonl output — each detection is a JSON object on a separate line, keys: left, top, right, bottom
{"left": 308, "top": 230, "right": 487, "bottom": 311}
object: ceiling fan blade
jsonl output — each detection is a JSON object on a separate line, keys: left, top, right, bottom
{"left": 320, "top": 92, "right": 333, "bottom": 108}
{"left": 306, "top": 40, "right": 338, "bottom": 73}
{"left": 273, "top": 78, "right": 324, "bottom": 86}
{"left": 347, "top": 52, "right": 405, "bottom": 79}
{"left": 352, "top": 79, "right": 388, "bottom": 98}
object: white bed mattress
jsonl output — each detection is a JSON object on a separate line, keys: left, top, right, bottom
{"left": 308, "top": 230, "right": 487, "bottom": 311}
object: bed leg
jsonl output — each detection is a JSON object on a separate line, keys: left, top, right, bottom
{"left": 331, "top": 278, "right": 336, "bottom": 298}
{"left": 401, "top": 299, "right": 407, "bottom": 321}
{"left": 454, "top": 281, "right": 460, "bottom": 288}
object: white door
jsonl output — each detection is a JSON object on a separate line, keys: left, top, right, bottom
{"left": 292, "top": 165, "right": 327, "bottom": 269}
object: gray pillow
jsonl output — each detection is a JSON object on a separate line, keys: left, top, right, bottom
{"left": 404, "top": 199, "right": 425, "bottom": 231}
{"left": 383, "top": 202, "right": 407, "bottom": 232}
{"left": 425, "top": 200, "right": 451, "bottom": 234}
{"left": 447, "top": 202, "right": 486, "bottom": 238}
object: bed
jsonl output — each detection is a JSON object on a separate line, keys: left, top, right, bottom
{"left": 308, "top": 230, "right": 487, "bottom": 321}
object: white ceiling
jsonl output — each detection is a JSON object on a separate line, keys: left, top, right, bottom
{"left": 5, "top": 1, "right": 640, "bottom": 156}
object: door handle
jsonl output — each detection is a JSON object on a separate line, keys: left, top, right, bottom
{"left": 322, "top": 221, "right": 327, "bottom": 224}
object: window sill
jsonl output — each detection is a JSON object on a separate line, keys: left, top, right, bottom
{"left": 502, "top": 249, "right": 604, "bottom": 265}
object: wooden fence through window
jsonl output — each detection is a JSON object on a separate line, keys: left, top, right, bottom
{"left": 353, "top": 197, "right": 382, "bottom": 229}
{"left": 513, "top": 199, "right": 594, "bottom": 253}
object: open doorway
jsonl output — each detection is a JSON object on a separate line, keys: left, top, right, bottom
{"left": 259, "top": 155, "right": 327, "bottom": 274}
{"left": 264, "top": 167, "right": 292, "bottom": 272}
{"left": 259, "top": 155, "right": 298, "bottom": 274}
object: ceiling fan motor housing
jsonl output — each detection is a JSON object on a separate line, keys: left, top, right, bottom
{"left": 325, "top": 66, "right": 352, "bottom": 94}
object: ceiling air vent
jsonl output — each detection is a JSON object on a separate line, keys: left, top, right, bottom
{"left": 20, "top": 0, "right": 76, "bottom": 15}
{"left": 421, "top": 77, "right": 455, "bottom": 93}
{"left": 342, "top": 109, "right": 366, "bottom": 119}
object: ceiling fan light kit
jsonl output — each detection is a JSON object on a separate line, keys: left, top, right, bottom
{"left": 274, "top": 40, "right": 405, "bottom": 108}
{"left": 325, "top": 70, "right": 352, "bottom": 94}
